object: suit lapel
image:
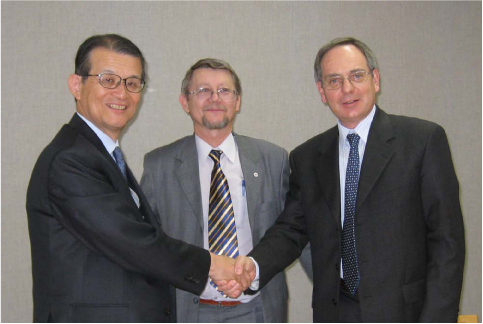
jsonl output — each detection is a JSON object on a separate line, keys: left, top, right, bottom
{"left": 69, "top": 114, "right": 125, "bottom": 180}
{"left": 235, "top": 134, "right": 262, "bottom": 236}
{"left": 315, "top": 126, "right": 342, "bottom": 228}
{"left": 356, "top": 107, "right": 395, "bottom": 211}
{"left": 174, "top": 136, "right": 204, "bottom": 230}
{"left": 69, "top": 114, "right": 147, "bottom": 221}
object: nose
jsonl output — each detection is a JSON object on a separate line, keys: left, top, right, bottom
{"left": 341, "top": 77, "right": 355, "bottom": 94}
{"left": 111, "top": 81, "right": 128, "bottom": 99}
{"left": 209, "top": 90, "right": 221, "bottom": 102}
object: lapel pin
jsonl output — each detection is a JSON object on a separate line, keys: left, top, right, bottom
{"left": 254, "top": 172, "right": 259, "bottom": 177}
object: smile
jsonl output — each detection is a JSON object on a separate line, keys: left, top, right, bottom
{"left": 343, "top": 100, "right": 358, "bottom": 105}
{"left": 107, "top": 104, "right": 127, "bottom": 110}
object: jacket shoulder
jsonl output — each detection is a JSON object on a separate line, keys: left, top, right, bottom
{"left": 235, "top": 134, "right": 287, "bottom": 154}
{"left": 291, "top": 126, "right": 338, "bottom": 156}
{"left": 386, "top": 113, "right": 446, "bottom": 141}
{"left": 144, "top": 136, "right": 192, "bottom": 160}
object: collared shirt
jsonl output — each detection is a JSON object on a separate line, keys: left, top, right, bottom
{"left": 77, "top": 113, "right": 140, "bottom": 208}
{"left": 195, "top": 133, "right": 258, "bottom": 303}
{"left": 338, "top": 105, "right": 376, "bottom": 278}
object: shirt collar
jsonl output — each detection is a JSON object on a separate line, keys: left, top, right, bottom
{"left": 195, "top": 133, "right": 237, "bottom": 164}
{"left": 337, "top": 104, "right": 376, "bottom": 146}
{"left": 77, "top": 112, "right": 119, "bottom": 156}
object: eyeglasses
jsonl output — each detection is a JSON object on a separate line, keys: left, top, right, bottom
{"left": 323, "top": 70, "right": 372, "bottom": 90}
{"left": 81, "top": 73, "right": 145, "bottom": 93}
{"left": 188, "top": 87, "right": 238, "bottom": 101}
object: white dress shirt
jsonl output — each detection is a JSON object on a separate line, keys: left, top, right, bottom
{"left": 338, "top": 105, "right": 376, "bottom": 278}
{"left": 195, "top": 133, "right": 259, "bottom": 302}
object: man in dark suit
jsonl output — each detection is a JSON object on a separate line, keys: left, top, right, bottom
{"left": 26, "top": 34, "right": 248, "bottom": 323}
{"left": 232, "top": 37, "right": 465, "bottom": 322}
{"left": 141, "top": 58, "right": 311, "bottom": 322}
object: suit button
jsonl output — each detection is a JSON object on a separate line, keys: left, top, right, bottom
{"left": 335, "top": 264, "right": 339, "bottom": 272}
{"left": 193, "top": 297, "right": 199, "bottom": 304}
{"left": 332, "top": 298, "right": 337, "bottom": 306}
{"left": 164, "top": 307, "right": 171, "bottom": 315}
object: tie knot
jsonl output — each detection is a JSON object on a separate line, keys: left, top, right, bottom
{"left": 347, "top": 133, "right": 360, "bottom": 148}
{"left": 209, "top": 150, "right": 223, "bottom": 163}
{"left": 113, "top": 146, "right": 125, "bottom": 163}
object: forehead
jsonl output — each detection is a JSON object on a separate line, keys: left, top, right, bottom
{"left": 89, "top": 48, "right": 142, "bottom": 77}
{"left": 191, "top": 68, "right": 234, "bottom": 86}
{"left": 321, "top": 45, "right": 368, "bottom": 76}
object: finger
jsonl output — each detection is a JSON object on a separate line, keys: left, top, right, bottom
{"left": 234, "top": 256, "right": 247, "bottom": 275}
{"left": 217, "top": 279, "right": 237, "bottom": 292}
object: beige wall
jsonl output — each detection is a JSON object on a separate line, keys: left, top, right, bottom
{"left": 2, "top": 1, "right": 481, "bottom": 322}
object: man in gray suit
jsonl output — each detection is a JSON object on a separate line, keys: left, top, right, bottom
{"left": 141, "top": 58, "right": 309, "bottom": 322}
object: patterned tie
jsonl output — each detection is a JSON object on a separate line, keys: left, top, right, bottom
{"left": 342, "top": 133, "right": 361, "bottom": 295}
{"left": 208, "top": 150, "right": 239, "bottom": 294}
{"left": 113, "top": 146, "right": 127, "bottom": 179}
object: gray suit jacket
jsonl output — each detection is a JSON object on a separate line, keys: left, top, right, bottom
{"left": 141, "top": 133, "right": 304, "bottom": 322}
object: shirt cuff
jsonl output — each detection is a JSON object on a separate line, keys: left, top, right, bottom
{"left": 248, "top": 257, "right": 260, "bottom": 290}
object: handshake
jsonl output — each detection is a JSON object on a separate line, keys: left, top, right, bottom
{"left": 209, "top": 254, "right": 257, "bottom": 298}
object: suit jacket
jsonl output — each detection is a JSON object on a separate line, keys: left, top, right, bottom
{"left": 26, "top": 114, "right": 211, "bottom": 323}
{"left": 141, "top": 133, "right": 307, "bottom": 323}
{"left": 248, "top": 107, "right": 465, "bottom": 322}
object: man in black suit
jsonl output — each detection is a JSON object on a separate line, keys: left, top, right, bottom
{"left": 26, "top": 34, "right": 248, "bottom": 323}
{"left": 232, "top": 37, "right": 465, "bottom": 322}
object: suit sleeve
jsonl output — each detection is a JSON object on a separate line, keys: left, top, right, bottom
{"left": 249, "top": 150, "right": 310, "bottom": 290}
{"left": 419, "top": 125, "right": 465, "bottom": 322}
{"left": 48, "top": 149, "right": 210, "bottom": 295}
{"left": 278, "top": 147, "right": 314, "bottom": 281}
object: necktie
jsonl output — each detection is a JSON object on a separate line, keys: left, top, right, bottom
{"left": 113, "top": 146, "right": 127, "bottom": 179}
{"left": 208, "top": 150, "right": 239, "bottom": 294}
{"left": 342, "top": 133, "right": 361, "bottom": 295}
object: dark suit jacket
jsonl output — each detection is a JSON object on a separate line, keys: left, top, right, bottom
{"left": 249, "top": 107, "right": 465, "bottom": 322}
{"left": 26, "top": 114, "right": 211, "bottom": 323}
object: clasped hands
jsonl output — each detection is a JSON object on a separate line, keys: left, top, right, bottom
{"left": 209, "top": 253, "right": 256, "bottom": 298}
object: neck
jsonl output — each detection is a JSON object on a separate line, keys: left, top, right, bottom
{"left": 194, "top": 127, "right": 232, "bottom": 148}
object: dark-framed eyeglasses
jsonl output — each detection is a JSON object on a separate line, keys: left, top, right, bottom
{"left": 188, "top": 87, "right": 238, "bottom": 101}
{"left": 323, "top": 70, "right": 372, "bottom": 90}
{"left": 81, "top": 73, "right": 145, "bottom": 93}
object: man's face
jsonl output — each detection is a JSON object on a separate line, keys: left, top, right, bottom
{"left": 316, "top": 45, "right": 380, "bottom": 129}
{"left": 179, "top": 68, "right": 240, "bottom": 135}
{"left": 68, "top": 48, "right": 143, "bottom": 140}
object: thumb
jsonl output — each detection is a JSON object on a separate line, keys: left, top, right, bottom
{"left": 234, "top": 256, "right": 246, "bottom": 275}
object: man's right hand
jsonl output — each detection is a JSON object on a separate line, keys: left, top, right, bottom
{"left": 209, "top": 254, "right": 256, "bottom": 298}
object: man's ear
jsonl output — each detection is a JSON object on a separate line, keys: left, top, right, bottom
{"left": 235, "top": 95, "right": 241, "bottom": 113}
{"left": 179, "top": 94, "right": 190, "bottom": 114}
{"left": 316, "top": 81, "right": 328, "bottom": 104}
{"left": 372, "top": 69, "right": 380, "bottom": 93}
{"left": 68, "top": 74, "right": 82, "bottom": 100}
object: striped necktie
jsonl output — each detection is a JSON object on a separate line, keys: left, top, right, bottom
{"left": 342, "top": 133, "right": 361, "bottom": 294}
{"left": 208, "top": 150, "right": 239, "bottom": 294}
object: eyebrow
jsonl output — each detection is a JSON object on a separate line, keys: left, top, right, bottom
{"left": 100, "top": 69, "right": 142, "bottom": 79}
{"left": 324, "top": 69, "right": 368, "bottom": 78}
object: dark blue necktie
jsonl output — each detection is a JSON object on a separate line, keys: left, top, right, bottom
{"left": 342, "top": 133, "right": 361, "bottom": 294}
{"left": 113, "top": 146, "right": 127, "bottom": 179}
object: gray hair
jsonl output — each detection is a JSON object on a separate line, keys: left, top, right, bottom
{"left": 313, "top": 37, "right": 378, "bottom": 83}
{"left": 181, "top": 58, "right": 242, "bottom": 97}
